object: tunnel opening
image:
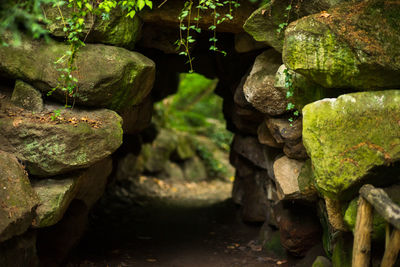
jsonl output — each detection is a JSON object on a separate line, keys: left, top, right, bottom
{"left": 58, "top": 28, "right": 324, "bottom": 267}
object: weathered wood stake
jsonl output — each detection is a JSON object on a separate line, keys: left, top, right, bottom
{"left": 359, "top": 184, "right": 400, "bottom": 230}
{"left": 381, "top": 228, "right": 400, "bottom": 267}
{"left": 352, "top": 196, "right": 373, "bottom": 267}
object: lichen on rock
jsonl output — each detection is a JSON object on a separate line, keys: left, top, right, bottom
{"left": 302, "top": 90, "right": 400, "bottom": 200}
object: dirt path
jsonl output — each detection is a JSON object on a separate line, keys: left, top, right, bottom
{"left": 65, "top": 178, "right": 294, "bottom": 267}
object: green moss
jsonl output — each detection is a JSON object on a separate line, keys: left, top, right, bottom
{"left": 343, "top": 198, "right": 386, "bottom": 241}
{"left": 303, "top": 90, "right": 400, "bottom": 200}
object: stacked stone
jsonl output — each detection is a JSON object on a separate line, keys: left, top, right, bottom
{"left": 0, "top": 7, "right": 155, "bottom": 266}
{"left": 241, "top": 0, "right": 400, "bottom": 265}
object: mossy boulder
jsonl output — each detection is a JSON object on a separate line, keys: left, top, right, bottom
{"left": 283, "top": 1, "right": 400, "bottom": 89}
{"left": 0, "top": 151, "right": 39, "bottom": 242}
{"left": 243, "top": 0, "right": 347, "bottom": 52}
{"left": 43, "top": 5, "right": 142, "bottom": 49}
{"left": 141, "top": 129, "right": 178, "bottom": 173}
{"left": 11, "top": 80, "right": 43, "bottom": 112}
{"left": 0, "top": 99, "right": 123, "bottom": 176}
{"left": 32, "top": 157, "right": 112, "bottom": 228}
{"left": 0, "top": 36, "right": 155, "bottom": 110}
{"left": 32, "top": 178, "right": 78, "bottom": 228}
{"left": 302, "top": 90, "right": 400, "bottom": 200}
{"left": 274, "top": 65, "right": 346, "bottom": 111}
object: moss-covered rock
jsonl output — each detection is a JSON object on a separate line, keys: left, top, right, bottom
{"left": 43, "top": 5, "right": 142, "bottom": 49}
{"left": 274, "top": 65, "right": 346, "bottom": 111}
{"left": 243, "top": 0, "right": 347, "bottom": 52}
{"left": 343, "top": 197, "right": 386, "bottom": 241}
{"left": 0, "top": 36, "right": 155, "bottom": 110}
{"left": 141, "top": 129, "right": 178, "bottom": 173}
{"left": 11, "top": 80, "right": 43, "bottom": 112}
{"left": 302, "top": 90, "right": 400, "bottom": 200}
{"left": 32, "top": 157, "right": 111, "bottom": 228}
{"left": 0, "top": 99, "right": 122, "bottom": 176}
{"left": 32, "top": 178, "right": 78, "bottom": 228}
{"left": 0, "top": 151, "right": 39, "bottom": 242}
{"left": 283, "top": 1, "right": 400, "bottom": 89}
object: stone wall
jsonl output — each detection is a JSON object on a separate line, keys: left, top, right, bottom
{"left": 0, "top": 0, "right": 399, "bottom": 265}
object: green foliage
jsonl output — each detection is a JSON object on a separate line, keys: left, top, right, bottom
{"left": 47, "top": 0, "right": 153, "bottom": 118}
{"left": 176, "top": 0, "right": 239, "bottom": 72}
{"left": 195, "top": 141, "right": 228, "bottom": 178}
{"left": 0, "top": 0, "right": 55, "bottom": 45}
{"left": 276, "top": 1, "right": 293, "bottom": 34}
{"left": 155, "top": 73, "right": 232, "bottom": 176}
{"left": 283, "top": 68, "right": 299, "bottom": 126}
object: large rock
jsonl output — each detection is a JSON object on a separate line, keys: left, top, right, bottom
{"left": 43, "top": 5, "right": 142, "bottom": 49}
{"left": 141, "top": 129, "right": 178, "bottom": 173}
{"left": 273, "top": 156, "right": 306, "bottom": 200}
{"left": 11, "top": 80, "right": 43, "bottom": 112}
{"left": 274, "top": 64, "right": 343, "bottom": 111}
{"left": 0, "top": 36, "right": 155, "bottom": 110}
{"left": 0, "top": 151, "right": 39, "bottom": 242}
{"left": 274, "top": 202, "right": 322, "bottom": 256}
{"left": 32, "top": 178, "right": 77, "bottom": 228}
{"left": 32, "top": 157, "right": 112, "bottom": 228}
{"left": 120, "top": 96, "right": 153, "bottom": 135}
{"left": 232, "top": 134, "right": 282, "bottom": 179}
{"left": 266, "top": 116, "right": 302, "bottom": 144}
{"left": 0, "top": 99, "right": 123, "bottom": 176}
{"left": 243, "top": 50, "right": 287, "bottom": 115}
{"left": 257, "top": 120, "right": 283, "bottom": 148}
{"left": 243, "top": 0, "right": 346, "bottom": 52}
{"left": 303, "top": 90, "right": 400, "bottom": 200}
{"left": 283, "top": 1, "right": 400, "bottom": 89}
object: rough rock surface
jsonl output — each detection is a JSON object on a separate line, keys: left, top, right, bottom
{"left": 0, "top": 36, "right": 155, "bottom": 110}
{"left": 32, "top": 156, "right": 112, "bottom": 228}
{"left": 243, "top": 0, "right": 346, "bottom": 52}
{"left": 303, "top": 90, "right": 400, "bottom": 200}
{"left": 0, "top": 151, "right": 39, "bottom": 242}
{"left": 257, "top": 120, "right": 283, "bottom": 148}
{"left": 32, "top": 178, "right": 77, "bottom": 228}
{"left": 274, "top": 64, "right": 342, "bottom": 111}
{"left": 273, "top": 156, "right": 305, "bottom": 200}
{"left": 43, "top": 5, "right": 142, "bottom": 49}
{"left": 274, "top": 203, "right": 322, "bottom": 256}
{"left": 120, "top": 96, "right": 153, "bottom": 135}
{"left": 266, "top": 117, "right": 302, "bottom": 144}
{"left": 0, "top": 99, "right": 123, "bottom": 176}
{"left": 232, "top": 135, "right": 282, "bottom": 179}
{"left": 283, "top": 1, "right": 400, "bottom": 89}
{"left": 243, "top": 50, "right": 287, "bottom": 115}
{"left": 11, "top": 80, "right": 43, "bottom": 112}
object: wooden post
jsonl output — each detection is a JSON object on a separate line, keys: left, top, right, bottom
{"left": 352, "top": 196, "right": 373, "bottom": 267}
{"left": 381, "top": 228, "right": 400, "bottom": 267}
{"left": 359, "top": 184, "right": 400, "bottom": 230}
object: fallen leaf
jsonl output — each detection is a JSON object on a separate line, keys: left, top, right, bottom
{"left": 320, "top": 11, "right": 331, "bottom": 18}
